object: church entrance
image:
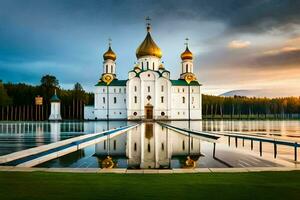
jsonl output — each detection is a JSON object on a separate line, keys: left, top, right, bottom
{"left": 144, "top": 104, "right": 153, "bottom": 120}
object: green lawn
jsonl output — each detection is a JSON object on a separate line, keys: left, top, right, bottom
{"left": 0, "top": 171, "right": 300, "bottom": 200}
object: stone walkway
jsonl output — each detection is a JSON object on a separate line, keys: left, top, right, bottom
{"left": 0, "top": 166, "right": 299, "bottom": 173}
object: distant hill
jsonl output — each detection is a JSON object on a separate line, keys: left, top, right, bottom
{"left": 220, "top": 89, "right": 299, "bottom": 98}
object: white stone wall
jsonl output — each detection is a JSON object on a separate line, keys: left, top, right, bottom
{"left": 171, "top": 85, "right": 202, "bottom": 120}
{"left": 94, "top": 86, "right": 127, "bottom": 120}
{"left": 127, "top": 70, "right": 172, "bottom": 120}
{"left": 84, "top": 106, "right": 94, "bottom": 120}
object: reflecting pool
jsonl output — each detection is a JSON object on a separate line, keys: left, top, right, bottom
{"left": 0, "top": 121, "right": 131, "bottom": 155}
{"left": 1, "top": 120, "right": 299, "bottom": 168}
{"left": 38, "top": 123, "right": 223, "bottom": 169}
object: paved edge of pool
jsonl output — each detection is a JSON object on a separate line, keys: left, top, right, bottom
{"left": 0, "top": 166, "right": 299, "bottom": 173}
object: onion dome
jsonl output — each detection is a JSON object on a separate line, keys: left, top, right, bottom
{"left": 181, "top": 46, "right": 193, "bottom": 60}
{"left": 136, "top": 25, "right": 162, "bottom": 59}
{"left": 103, "top": 46, "right": 116, "bottom": 61}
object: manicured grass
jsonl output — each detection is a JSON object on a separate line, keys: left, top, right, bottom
{"left": 0, "top": 171, "right": 300, "bottom": 200}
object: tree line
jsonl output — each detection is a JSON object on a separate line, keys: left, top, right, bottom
{"left": 0, "top": 75, "right": 300, "bottom": 119}
{"left": 0, "top": 75, "right": 93, "bottom": 106}
{"left": 203, "top": 95, "right": 300, "bottom": 119}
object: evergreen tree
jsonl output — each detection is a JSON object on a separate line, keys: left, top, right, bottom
{"left": 40, "top": 75, "right": 60, "bottom": 103}
{"left": 0, "top": 80, "right": 12, "bottom": 106}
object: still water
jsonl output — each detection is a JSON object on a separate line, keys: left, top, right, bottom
{"left": 0, "top": 121, "right": 131, "bottom": 156}
{"left": 0, "top": 120, "right": 299, "bottom": 168}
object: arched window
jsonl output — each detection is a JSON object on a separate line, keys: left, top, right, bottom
{"left": 152, "top": 62, "right": 155, "bottom": 69}
{"left": 134, "top": 96, "right": 137, "bottom": 103}
{"left": 103, "top": 97, "right": 105, "bottom": 104}
{"left": 134, "top": 86, "right": 137, "bottom": 92}
{"left": 148, "top": 143, "right": 151, "bottom": 152}
{"left": 161, "top": 85, "right": 164, "bottom": 92}
{"left": 134, "top": 143, "right": 137, "bottom": 151}
{"left": 161, "top": 96, "right": 164, "bottom": 103}
{"left": 106, "top": 64, "right": 108, "bottom": 73}
{"left": 147, "top": 86, "right": 150, "bottom": 92}
{"left": 114, "top": 97, "right": 117, "bottom": 104}
{"left": 161, "top": 143, "right": 164, "bottom": 151}
{"left": 186, "top": 64, "right": 188, "bottom": 72}
{"left": 111, "top": 65, "right": 113, "bottom": 73}
{"left": 103, "top": 141, "right": 106, "bottom": 150}
{"left": 182, "top": 97, "right": 185, "bottom": 103}
{"left": 182, "top": 140, "right": 185, "bottom": 150}
{"left": 142, "top": 62, "right": 144, "bottom": 69}
{"left": 147, "top": 61, "right": 149, "bottom": 69}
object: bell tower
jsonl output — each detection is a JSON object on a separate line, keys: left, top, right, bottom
{"left": 100, "top": 38, "right": 117, "bottom": 84}
{"left": 180, "top": 38, "right": 196, "bottom": 82}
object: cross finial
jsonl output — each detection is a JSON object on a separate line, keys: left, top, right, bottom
{"left": 145, "top": 16, "right": 151, "bottom": 32}
{"left": 184, "top": 38, "right": 189, "bottom": 48}
{"left": 108, "top": 38, "right": 112, "bottom": 47}
{"left": 54, "top": 89, "right": 57, "bottom": 95}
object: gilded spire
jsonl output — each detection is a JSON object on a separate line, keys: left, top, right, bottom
{"left": 136, "top": 17, "right": 162, "bottom": 59}
{"left": 181, "top": 38, "right": 193, "bottom": 60}
{"left": 103, "top": 38, "right": 117, "bottom": 61}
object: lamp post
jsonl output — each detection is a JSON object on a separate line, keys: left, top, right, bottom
{"left": 102, "top": 74, "right": 113, "bottom": 155}
{"left": 106, "top": 84, "right": 110, "bottom": 154}
{"left": 188, "top": 82, "right": 191, "bottom": 155}
{"left": 107, "top": 85, "right": 109, "bottom": 123}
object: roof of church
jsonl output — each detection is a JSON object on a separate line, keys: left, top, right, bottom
{"left": 171, "top": 79, "right": 201, "bottom": 86}
{"left": 50, "top": 94, "right": 60, "bottom": 102}
{"left": 95, "top": 79, "right": 127, "bottom": 86}
{"left": 136, "top": 32, "right": 162, "bottom": 59}
{"left": 95, "top": 77, "right": 201, "bottom": 86}
{"left": 50, "top": 89, "right": 60, "bottom": 102}
{"left": 129, "top": 69, "right": 170, "bottom": 77}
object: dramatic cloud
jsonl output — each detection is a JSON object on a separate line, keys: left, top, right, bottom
{"left": 0, "top": 0, "right": 300, "bottom": 96}
{"left": 255, "top": 49, "right": 300, "bottom": 66}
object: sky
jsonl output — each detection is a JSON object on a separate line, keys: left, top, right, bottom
{"left": 0, "top": 0, "right": 300, "bottom": 97}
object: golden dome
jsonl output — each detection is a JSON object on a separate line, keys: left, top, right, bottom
{"left": 136, "top": 32, "right": 162, "bottom": 59}
{"left": 181, "top": 46, "right": 193, "bottom": 60}
{"left": 103, "top": 46, "right": 116, "bottom": 61}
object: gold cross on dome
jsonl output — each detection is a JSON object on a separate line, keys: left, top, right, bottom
{"left": 108, "top": 38, "right": 112, "bottom": 47}
{"left": 185, "top": 38, "right": 189, "bottom": 47}
{"left": 145, "top": 16, "right": 151, "bottom": 26}
{"left": 145, "top": 16, "right": 151, "bottom": 32}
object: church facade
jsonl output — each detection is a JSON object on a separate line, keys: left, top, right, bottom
{"left": 84, "top": 23, "right": 202, "bottom": 120}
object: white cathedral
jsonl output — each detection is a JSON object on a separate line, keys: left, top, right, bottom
{"left": 84, "top": 22, "right": 202, "bottom": 120}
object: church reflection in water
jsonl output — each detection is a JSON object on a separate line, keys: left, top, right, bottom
{"left": 95, "top": 123, "right": 202, "bottom": 169}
